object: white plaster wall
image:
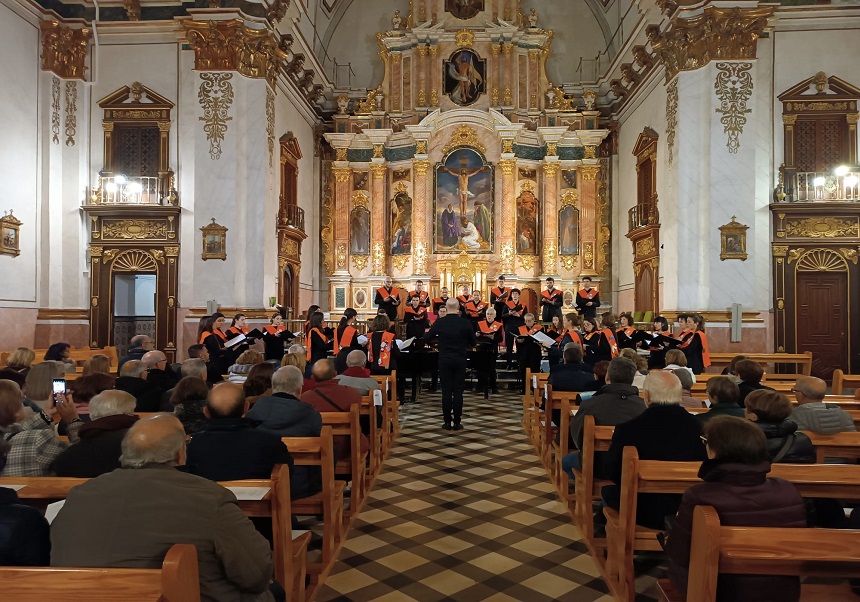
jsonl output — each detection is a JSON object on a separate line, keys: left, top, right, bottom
{"left": 0, "top": 4, "right": 40, "bottom": 305}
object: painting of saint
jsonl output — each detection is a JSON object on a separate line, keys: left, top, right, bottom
{"left": 562, "top": 169, "right": 577, "bottom": 189}
{"left": 444, "top": 50, "right": 485, "bottom": 106}
{"left": 558, "top": 205, "right": 580, "bottom": 256}
{"left": 389, "top": 191, "right": 412, "bottom": 255}
{"left": 434, "top": 148, "right": 493, "bottom": 253}
{"left": 516, "top": 186, "right": 538, "bottom": 255}
{"left": 350, "top": 207, "right": 370, "bottom": 255}
{"left": 445, "top": 0, "right": 483, "bottom": 20}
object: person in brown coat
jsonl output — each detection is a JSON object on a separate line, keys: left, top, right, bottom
{"left": 666, "top": 416, "right": 807, "bottom": 601}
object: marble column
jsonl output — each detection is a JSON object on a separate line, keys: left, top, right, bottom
{"left": 429, "top": 46, "right": 440, "bottom": 107}
{"left": 578, "top": 163, "right": 600, "bottom": 277}
{"left": 502, "top": 43, "right": 514, "bottom": 106}
{"left": 417, "top": 45, "right": 428, "bottom": 108}
{"left": 412, "top": 159, "right": 430, "bottom": 275}
{"left": 490, "top": 43, "right": 501, "bottom": 107}
{"left": 332, "top": 164, "right": 352, "bottom": 275}
{"left": 541, "top": 161, "right": 559, "bottom": 275}
{"left": 370, "top": 162, "right": 387, "bottom": 275}
{"left": 498, "top": 158, "right": 517, "bottom": 274}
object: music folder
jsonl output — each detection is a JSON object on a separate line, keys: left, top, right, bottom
{"left": 247, "top": 328, "right": 264, "bottom": 340}
{"left": 224, "top": 333, "right": 246, "bottom": 348}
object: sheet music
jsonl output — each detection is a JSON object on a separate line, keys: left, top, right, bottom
{"left": 224, "top": 333, "right": 247, "bottom": 348}
{"left": 530, "top": 331, "right": 556, "bottom": 346}
{"left": 357, "top": 334, "right": 368, "bottom": 345}
{"left": 396, "top": 337, "right": 415, "bottom": 350}
{"left": 293, "top": 330, "right": 304, "bottom": 337}
{"left": 225, "top": 486, "right": 271, "bottom": 501}
{"left": 45, "top": 500, "right": 66, "bottom": 524}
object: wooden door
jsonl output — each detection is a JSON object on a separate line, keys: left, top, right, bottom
{"left": 794, "top": 118, "right": 845, "bottom": 172}
{"left": 635, "top": 263, "right": 655, "bottom": 313}
{"left": 796, "top": 271, "right": 849, "bottom": 380}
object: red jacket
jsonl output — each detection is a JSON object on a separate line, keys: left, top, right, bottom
{"left": 299, "top": 380, "right": 368, "bottom": 459}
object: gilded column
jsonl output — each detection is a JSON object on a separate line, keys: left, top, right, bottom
{"left": 417, "top": 45, "right": 428, "bottom": 107}
{"left": 498, "top": 158, "right": 517, "bottom": 274}
{"left": 429, "top": 45, "right": 440, "bottom": 107}
{"left": 528, "top": 49, "right": 539, "bottom": 110}
{"left": 412, "top": 159, "right": 431, "bottom": 274}
{"left": 490, "top": 43, "right": 501, "bottom": 107}
{"left": 370, "top": 163, "right": 388, "bottom": 275}
{"left": 578, "top": 164, "right": 600, "bottom": 276}
{"left": 542, "top": 161, "right": 559, "bottom": 275}
{"left": 332, "top": 164, "right": 352, "bottom": 274}
{"left": 502, "top": 43, "right": 514, "bottom": 106}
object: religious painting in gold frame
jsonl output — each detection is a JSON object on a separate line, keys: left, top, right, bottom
{"left": 0, "top": 211, "right": 22, "bottom": 257}
{"left": 434, "top": 148, "right": 493, "bottom": 253}
{"left": 719, "top": 216, "right": 749, "bottom": 261}
{"left": 200, "top": 218, "right": 227, "bottom": 261}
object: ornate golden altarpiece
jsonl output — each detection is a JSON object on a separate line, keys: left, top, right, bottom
{"left": 323, "top": 0, "right": 610, "bottom": 316}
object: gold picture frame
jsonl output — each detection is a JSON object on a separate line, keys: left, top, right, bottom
{"left": 0, "top": 210, "right": 22, "bottom": 257}
{"left": 200, "top": 218, "right": 227, "bottom": 261}
{"left": 719, "top": 216, "right": 749, "bottom": 261}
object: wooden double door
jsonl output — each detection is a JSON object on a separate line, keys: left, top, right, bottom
{"left": 795, "top": 271, "right": 849, "bottom": 380}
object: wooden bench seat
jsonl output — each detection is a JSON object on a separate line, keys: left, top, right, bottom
{"left": 320, "top": 405, "right": 369, "bottom": 517}
{"left": 803, "top": 430, "right": 860, "bottom": 463}
{"left": 706, "top": 352, "right": 812, "bottom": 377}
{"left": 0, "top": 543, "right": 199, "bottom": 601}
{"left": 656, "top": 505, "right": 860, "bottom": 602}
{"left": 831, "top": 369, "right": 860, "bottom": 396}
{"left": 371, "top": 372, "right": 398, "bottom": 455}
{"left": 571, "top": 417, "right": 614, "bottom": 545}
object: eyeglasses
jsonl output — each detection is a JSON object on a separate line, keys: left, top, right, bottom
{"left": 700, "top": 436, "right": 708, "bottom": 446}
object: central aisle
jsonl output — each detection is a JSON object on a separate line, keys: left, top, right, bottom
{"left": 317, "top": 391, "right": 614, "bottom": 601}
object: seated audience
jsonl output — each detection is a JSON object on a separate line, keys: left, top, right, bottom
{"left": 0, "top": 439, "right": 51, "bottom": 566}
{"left": 0, "top": 380, "right": 81, "bottom": 476}
{"left": 52, "top": 390, "right": 138, "bottom": 477}
{"left": 791, "top": 376, "right": 856, "bottom": 434}
{"left": 720, "top": 354, "right": 748, "bottom": 382}
{"left": 548, "top": 344, "right": 600, "bottom": 392}
{"left": 619, "top": 348, "right": 648, "bottom": 390}
{"left": 666, "top": 416, "right": 807, "bottom": 601}
{"left": 663, "top": 349, "right": 695, "bottom": 383}
{"left": 142, "top": 350, "right": 180, "bottom": 393}
{"left": 744, "top": 389, "right": 815, "bottom": 463}
{"left": 22, "top": 361, "right": 65, "bottom": 413}
{"left": 281, "top": 351, "right": 313, "bottom": 393}
{"left": 82, "top": 354, "right": 112, "bottom": 376}
{"left": 591, "top": 360, "right": 610, "bottom": 387}
{"left": 117, "top": 335, "right": 154, "bottom": 372}
{"left": 0, "top": 347, "right": 35, "bottom": 386}
{"left": 228, "top": 350, "right": 265, "bottom": 384}
{"left": 44, "top": 342, "right": 76, "bottom": 374}
{"left": 51, "top": 414, "right": 276, "bottom": 602}
{"left": 243, "top": 362, "right": 276, "bottom": 405}
{"left": 115, "top": 360, "right": 164, "bottom": 412}
{"left": 563, "top": 357, "right": 646, "bottom": 479}
{"left": 735, "top": 359, "right": 774, "bottom": 407}
{"left": 66, "top": 371, "right": 115, "bottom": 420}
{"left": 186, "top": 383, "right": 292, "bottom": 481}
{"left": 187, "top": 343, "right": 223, "bottom": 384}
{"left": 245, "top": 366, "right": 322, "bottom": 500}
{"left": 673, "top": 368, "right": 705, "bottom": 409}
{"left": 335, "top": 350, "right": 380, "bottom": 395}
{"left": 697, "top": 377, "right": 744, "bottom": 424}
{"left": 171, "top": 376, "right": 210, "bottom": 435}
{"left": 301, "top": 359, "right": 367, "bottom": 461}
{"left": 602, "top": 371, "right": 707, "bottom": 529}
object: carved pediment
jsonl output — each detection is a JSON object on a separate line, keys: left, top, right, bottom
{"left": 98, "top": 82, "right": 174, "bottom": 110}
{"left": 778, "top": 73, "right": 860, "bottom": 104}
{"left": 632, "top": 127, "right": 659, "bottom": 158}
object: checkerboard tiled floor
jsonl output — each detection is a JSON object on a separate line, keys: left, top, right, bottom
{"left": 317, "top": 390, "right": 663, "bottom": 601}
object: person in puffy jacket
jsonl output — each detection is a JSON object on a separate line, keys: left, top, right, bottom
{"left": 666, "top": 416, "right": 807, "bottom": 601}
{"left": 743, "top": 390, "right": 815, "bottom": 464}
{"left": 0, "top": 438, "right": 51, "bottom": 566}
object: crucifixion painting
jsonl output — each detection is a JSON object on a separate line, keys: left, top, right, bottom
{"left": 435, "top": 148, "right": 494, "bottom": 253}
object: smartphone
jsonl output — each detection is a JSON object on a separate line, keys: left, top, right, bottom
{"left": 52, "top": 378, "right": 66, "bottom": 406}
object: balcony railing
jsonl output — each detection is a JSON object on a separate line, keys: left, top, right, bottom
{"left": 628, "top": 202, "right": 659, "bottom": 232}
{"left": 88, "top": 175, "right": 177, "bottom": 205}
{"left": 793, "top": 170, "right": 860, "bottom": 202}
{"left": 281, "top": 204, "right": 305, "bottom": 233}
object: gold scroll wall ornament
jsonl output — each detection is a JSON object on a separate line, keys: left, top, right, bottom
{"left": 51, "top": 77, "right": 60, "bottom": 144}
{"left": 101, "top": 220, "right": 168, "bottom": 240}
{"left": 542, "top": 242, "right": 557, "bottom": 274}
{"left": 714, "top": 62, "right": 753, "bottom": 153}
{"left": 64, "top": 81, "right": 77, "bottom": 146}
{"left": 455, "top": 30, "right": 475, "bottom": 48}
{"left": 597, "top": 159, "right": 612, "bottom": 277}
{"left": 352, "top": 255, "right": 369, "bottom": 271}
{"left": 635, "top": 237, "right": 655, "bottom": 258}
{"left": 666, "top": 77, "right": 678, "bottom": 164}
{"left": 784, "top": 217, "right": 859, "bottom": 238}
{"left": 39, "top": 21, "right": 92, "bottom": 80}
{"left": 321, "top": 163, "right": 334, "bottom": 275}
{"left": 518, "top": 254, "right": 536, "bottom": 270}
{"left": 182, "top": 19, "right": 287, "bottom": 88}
{"left": 583, "top": 242, "right": 595, "bottom": 270}
{"left": 392, "top": 254, "right": 411, "bottom": 271}
{"left": 198, "top": 72, "right": 234, "bottom": 161}
{"left": 266, "top": 87, "right": 275, "bottom": 168}
{"left": 413, "top": 241, "right": 428, "bottom": 274}
{"left": 499, "top": 242, "right": 514, "bottom": 273}
{"left": 838, "top": 248, "right": 859, "bottom": 265}
{"left": 371, "top": 242, "right": 386, "bottom": 275}
{"left": 441, "top": 125, "right": 486, "bottom": 155}
{"left": 336, "top": 244, "right": 347, "bottom": 270}
{"left": 560, "top": 255, "right": 577, "bottom": 272}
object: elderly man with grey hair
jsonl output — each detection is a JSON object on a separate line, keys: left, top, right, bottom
{"left": 51, "top": 414, "right": 277, "bottom": 601}
{"left": 117, "top": 334, "right": 155, "bottom": 372}
{"left": 602, "top": 371, "right": 707, "bottom": 530}
{"left": 52, "top": 390, "right": 139, "bottom": 478}
{"left": 791, "top": 375, "right": 856, "bottom": 434}
{"left": 142, "top": 349, "right": 180, "bottom": 395}
{"left": 335, "top": 350, "right": 380, "bottom": 395}
{"left": 115, "top": 359, "right": 163, "bottom": 413}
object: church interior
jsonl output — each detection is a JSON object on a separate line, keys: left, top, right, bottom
{"left": 2, "top": 0, "right": 860, "bottom": 600}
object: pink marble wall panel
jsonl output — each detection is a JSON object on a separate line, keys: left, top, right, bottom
{"left": 0, "top": 309, "right": 38, "bottom": 350}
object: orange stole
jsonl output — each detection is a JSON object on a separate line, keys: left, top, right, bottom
{"left": 263, "top": 324, "right": 285, "bottom": 336}
{"left": 226, "top": 326, "right": 249, "bottom": 337}
{"left": 333, "top": 325, "right": 356, "bottom": 354}
{"left": 199, "top": 329, "right": 227, "bottom": 345}
{"left": 679, "top": 330, "right": 711, "bottom": 367}
{"left": 578, "top": 288, "right": 597, "bottom": 299}
{"left": 305, "top": 328, "right": 328, "bottom": 361}
{"left": 368, "top": 331, "right": 395, "bottom": 369}
{"left": 517, "top": 324, "right": 543, "bottom": 336}
{"left": 542, "top": 289, "right": 562, "bottom": 301}
{"left": 600, "top": 327, "right": 620, "bottom": 357}
{"left": 377, "top": 286, "right": 399, "bottom": 302}
{"left": 479, "top": 320, "right": 501, "bottom": 334}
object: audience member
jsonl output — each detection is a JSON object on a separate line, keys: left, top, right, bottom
{"left": 142, "top": 350, "right": 180, "bottom": 393}
{"left": 181, "top": 358, "right": 209, "bottom": 381}
{"left": 44, "top": 343, "right": 76, "bottom": 374}
{"left": 51, "top": 414, "right": 277, "bottom": 601}
{"left": 82, "top": 354, "right": 112, "bottom": 376}
{"left": 0, "top": 347, "right": 35, "bottom": 386}
{"left": 619, "top": 348, "right": 648, "bottom": 390}
{"left": 563, "top": 357, "right": 646, "bottom": 479}
{"left": 0, "top": 380, "right": 81, "bottom": 476}
{"left": 602, "top": 371, "right": 707, "bottom": 529}
{"left": 592, "top": 360, "right": 610, "bottom": 386}
{"left": 335, "top": 350, "right": 380, "bottom": 395}
{"left": 67, "top": 372, "right": 115, "bottom": 417}
{"left": 228, "top": 350, "right": 265, "bottom": 384}
{"left": 697, "top": 377, "right": 744, "bottom": 424}
{"left": 117, "top": 335, "right": 154, "bottom": 372}
{"left": 673, "top": 368, "right": 705, "bottom": 409}
{"left": 52, "top": 390, "right": 138, "bottom": 477}
{"left": 281, "top": 352, "right": 313, "bottom": 393}
{"left": 666, "top": 416, "right": 807, "bottom": 601}
{"left": 171, "top": 376, "right": 210, "bottom": 435}
{"left": 744, "top": 390, "right": 815, "bottom": 463}
{"left": 791, "top": 376, "right": 856, "bottom": 434}
{"left": 548, "top": 344, "right": 600, "bottom": 392}
{"left": 735, "top": 359, "right": 774, "bottom": 407}
{"left": 243, "top": 362, "right": 276, "bottom": 405}
{"left": 721, "top": 354, "right": 748, "bottom": 382}
{"left": 663, "top": 349, "right": 695, "bottom": 383}
{"left": 22, "top": 361, "right": 65, "bottom": 412}
{"left": 115, "top": 360, "right": 164, "bottom": 412}
{"left": 245, "top": 367, "right": 322, "bottom": 499}
{"left": 0, "top": 439, "right": 51, "bottom": 566}
{"left": 187, "top": 343, "right": 222, "bottom": 384}
{"left": 186, "top": 383, "right": 292, "bottom": 481}
{"left": 301, "top": 360, "right": 367, "bottom": 461}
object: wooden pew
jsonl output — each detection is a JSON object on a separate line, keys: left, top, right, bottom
{"left": 657, "top": 505, "right": 860, "bottom": 602}
{"left": 523, "top": 369, "right": 549, "bottom": 447}
{"left": 604, "top": 446, "right": 860, "bottom": 602}
{"left": 571, "top": 416, "right": 614, "bottom": 545}
{"left": 707, "top": 352, "right": 812, "bottom": 377}
{"left": 550, "top": 393, "right": 579, "bottom": 497}
{"left": 282, "top": 426, "right": 346, "bottom": 578}
{"left": 319, "top": 405, "right": 369, "bottom": 517}
{"left": 803, "top": 430, "right": 860, "bottom": 463}
{"left": 831, "top": 368, "right": 860, "bottom": 395}
{"left": 371, "top": 372, "right": 398, "bottom": 455}
{"left": 359, "top": 395, "right": 383, "bottom": 478}
{"left": 0, "top": 543, "right": 200, "bottom": 601}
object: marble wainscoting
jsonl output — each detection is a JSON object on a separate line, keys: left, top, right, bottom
{"left": 702, "top": 315, "right": 772, "bottom": 354}
{"left": 0, "top": 308, "right": 39, "bottom": 351}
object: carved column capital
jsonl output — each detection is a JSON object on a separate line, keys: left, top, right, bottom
{"left": 40, "top": 21, "right": 92, "bottom": 80}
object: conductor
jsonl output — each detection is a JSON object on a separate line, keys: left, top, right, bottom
{"left": 423, "top": 298, "right": 476, "bottom": 431}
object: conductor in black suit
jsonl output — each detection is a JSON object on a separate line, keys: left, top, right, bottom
{"left": 423, "top": 298, "right": 476, "bottom": 431}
